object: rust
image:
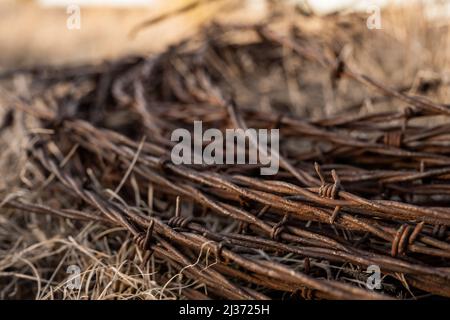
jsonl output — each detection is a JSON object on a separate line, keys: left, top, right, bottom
{"left": 2, "top": 19, "right": 450, "bottom": 300}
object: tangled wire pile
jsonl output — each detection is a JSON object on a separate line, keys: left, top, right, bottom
{"left": 1, "top": 19, "right": 450, "bottom": 300}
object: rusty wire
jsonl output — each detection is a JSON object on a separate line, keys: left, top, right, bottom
{"left": 1, "top": 20, "right": 450, "bottom": 300}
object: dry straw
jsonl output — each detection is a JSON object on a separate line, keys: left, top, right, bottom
{"left": 1, "top": 15, "right": 450, "bottom": 299}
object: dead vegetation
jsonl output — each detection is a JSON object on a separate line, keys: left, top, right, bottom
{"left": 1, "top": 4, "right": 450, "bottom": 300}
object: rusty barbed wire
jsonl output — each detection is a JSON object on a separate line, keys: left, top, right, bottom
{"left": 1, "top": 19, "right": 450, "bottom": 300}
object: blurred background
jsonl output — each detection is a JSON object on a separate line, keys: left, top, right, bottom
{"left": 0, "top": 0, "right": 267, "bottom": 68}
{"left": 1, "top": 0, "right": 449, "bottom": 69}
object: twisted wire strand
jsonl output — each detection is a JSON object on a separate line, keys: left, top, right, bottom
{"left": 383, "top": 131, "right": 403, "bottom": 148}
{"left": 315, "top": 163, "right": 343, "bottom": 224}
{"left": 391, "top": 222, "right": 425, "bottom": 257}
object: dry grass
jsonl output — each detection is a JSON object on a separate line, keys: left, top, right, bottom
{"left": 0, "top": 1, "right": 450, "bottom": 300}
